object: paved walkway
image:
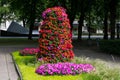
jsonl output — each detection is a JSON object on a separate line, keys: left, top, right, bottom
{"left": 72, "top": 39, "right": 120, "bottom": 67}
{"left": 0, "top": 45, "right": 36, "bottom": 80}
{"left": 0, "top": 45, "right": 120, "bottom": 80}
{"left": 74, "top": 48, "right": 120, "bottom": 67}
{"left": 0, "top": 46, "right": 24, "bottom": 80}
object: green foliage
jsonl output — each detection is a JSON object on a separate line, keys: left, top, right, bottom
{"left": 0, "top": 6, "right": 9, "bottom": 13}
{"left": 0, "top": 0, "right": 11, "bottom": 23}
{"left": 9, "top": 0, "right": 46, "bottom": 28}
{"left": 99, "top": 40, "right": 120, "bottom": 55}
{"left": 82, "top": 73, "right": 101, "bottom": 80}
{"left": 13, "top": 51, "right": 36, "bottom": 66}
{"left": 12, "top": 51, "right": 120, "bottom": 80}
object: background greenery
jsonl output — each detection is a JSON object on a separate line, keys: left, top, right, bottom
{"left": 0, "top": 0, "right": 120, "bottom": 39}
{"left": 99, "top": 40, "right": 120, "bottom": 55}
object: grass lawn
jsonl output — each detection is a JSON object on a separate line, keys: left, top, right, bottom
{"left": 18, "top": 65, "right": 83, "bottom": 80}
{"left": 12, "top": 51, "right": 84, "bottom": 80}
{"left": 12, "top": 51, "right": 120, "bottom": 80}
{"left": 0, "top": 38, "right": 38, "bottom": 45}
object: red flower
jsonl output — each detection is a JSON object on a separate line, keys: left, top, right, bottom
{"left": 37, "top": 6, "right": 74, "bottom": 63}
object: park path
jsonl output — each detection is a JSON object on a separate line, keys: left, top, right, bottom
{"left": 72, "top": 39, "right": 120, "bottom": 68}
{"left": 74, "top": 48, "right": 120, "bottom": 68}
{"left": 0, "top": 45, "right": 36, "bottom": 80}
{"left": 0, "top": 44, "right": 120, "bottom": 80}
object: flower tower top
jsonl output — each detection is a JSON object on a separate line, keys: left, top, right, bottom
{"left": 37, "top": 6, "right": 74, "bottom": 63}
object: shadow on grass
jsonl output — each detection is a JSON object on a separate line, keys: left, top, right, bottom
{"left": 0, "top": 38, "right": 38, "bottom": 45}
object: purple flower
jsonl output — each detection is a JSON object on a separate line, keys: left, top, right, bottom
{"left": 35, "top": 62, "right": 95, "bottom": 75}
{"left": 42, "top": 8, "right": 52, "bottom": 19}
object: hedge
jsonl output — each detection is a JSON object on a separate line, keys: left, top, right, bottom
{"left": 99, "top": 40, "right": 120, "bottom": 55}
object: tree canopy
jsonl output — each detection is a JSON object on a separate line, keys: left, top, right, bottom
{"left": 0, "top": 0, "right": 120, "bottom": 39}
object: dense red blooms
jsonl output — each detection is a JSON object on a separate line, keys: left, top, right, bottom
{"left": 37, "top": 6, "right": 74, "bottom": 63}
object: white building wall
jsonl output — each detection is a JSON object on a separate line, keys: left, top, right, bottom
{"left": 0, "top": 21, "right": 12, "bottom": 31}
{"left": 0, "top": 21, "right": 23, "bottom": 31}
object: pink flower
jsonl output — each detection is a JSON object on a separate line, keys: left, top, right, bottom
{"left": 19, "top": 48, "right": 39, "bottom": 56}
{"left": 36, "top": 62, "right": 95, "bottom": 75}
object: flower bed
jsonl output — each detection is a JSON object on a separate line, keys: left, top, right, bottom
{"left": 19, "top": 48, "right": 39, "bottom": 56}
{"left": 37, "top": 6, "right": 74, "bottom": 63}
{"left": 12, "top": 51, "right": 120, "bottom": 80}
{"left": 36, "top": 62, "right": 95, "bottom": 75}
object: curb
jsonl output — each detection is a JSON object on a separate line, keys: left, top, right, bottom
{"left": 11, "top": 53, "right": 23, "bottom": 80}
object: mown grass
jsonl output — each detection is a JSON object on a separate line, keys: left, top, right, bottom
{"left": 13, "top": 51, "right": 84, "bottom": 80}
{"left": 0, "top": 38, "right": 38, "bottom": 45}
{"left": 12, "top": 51, "right": 120, "bottom": 80}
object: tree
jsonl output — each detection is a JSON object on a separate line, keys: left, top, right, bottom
{"left": 9, "top": 0, "right": 36, "bottom": 39}
{"left": 28, "top": 0, "right": 37, "bottom": 40}
{"left": 9, "top": 0, "right": 45, "bottom": 39}
{"left": 57, "top": 0, "right": 79, "bottom": 31}
{"left": 103, "top": 0, "right": 109, "bottom": 39}
{"left": 0, "top": 0, "right": 10, "bottom": 27}
{"left": 77, "top": 0, "right": 95, "bottom": 40}
{"left": 116, "top": 1, "right": 120, "bottom": 39}
{"left": 109, "top": 0, "right": 118, "bottom": 39}
{"left": 9, "top": 0, "right": 30, "bottom": 26}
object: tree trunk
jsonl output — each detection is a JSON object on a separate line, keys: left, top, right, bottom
{"left": 103, "top": 0, "right": 109, "bottom": 40}
{"left": 78, "top": 12, "right": 85, "bottom": 40}
{"left": 103, "top": 14, "right": 108, "bottom": 39}
{"left": 116, "top": 23, "right": 120, "bottom": 39}
{"left": 109, "top": 0, "right": 117, "bottom": 39}
{"left": 88, "top": 10, "right": 91, "bottom": 40}
{"left": 70, "top": 0, "right": 78, "bottom": 32}
{"left": 62, "top": 0, "right": 77, "bottom": 32}
{"left": 23, "top": 18, "right": 26, "bottom": 27}
{"left": 28, "top": 0, "right": 36, "bottom": 40}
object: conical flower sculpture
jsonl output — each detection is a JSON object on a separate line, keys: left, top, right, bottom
{"left": 37, "top": 6, "right": 74, "bottom": 63}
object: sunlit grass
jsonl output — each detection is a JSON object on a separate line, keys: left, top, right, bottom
{"left": 21, "top": 65, "right": 83, "bottom": 80}
{"left": 72, "top": 57, "right": 120, "bottom": 80}
{"left": 13, "top": 51, "right": 83, "bottom": 80}
{"left": 12, "top": 51, "right": 120, "bottom": 80}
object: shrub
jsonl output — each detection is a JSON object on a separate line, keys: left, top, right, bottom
{"left": 99, "top": 40, "right": 120, "bottom": 55}
{"left": 37, "top": 6, "right": 74, "bottom": 63}
{"left": 35, "top": 62, "right": 95, "bottom": 75}
{"left": 19, "top": 48, "right": 39, "bottom": 56}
